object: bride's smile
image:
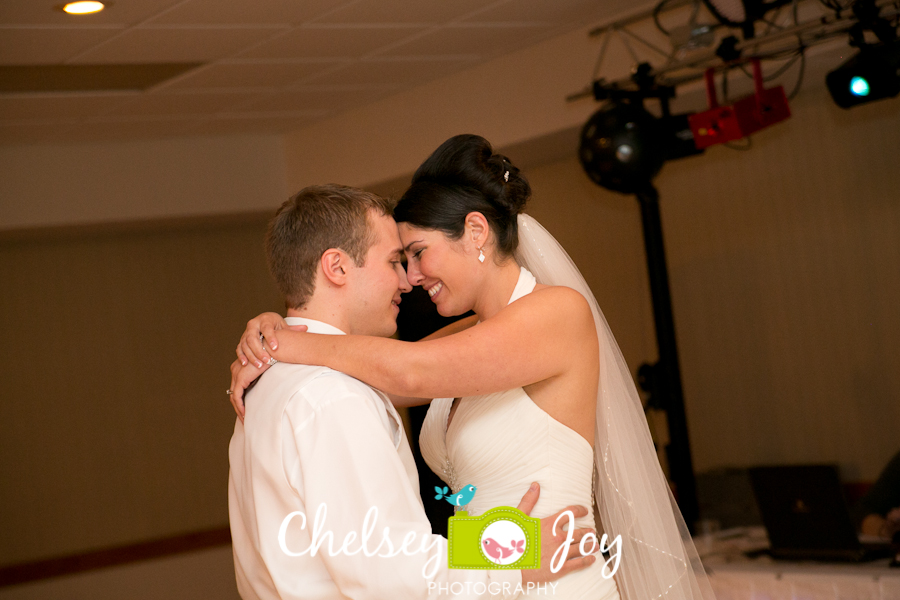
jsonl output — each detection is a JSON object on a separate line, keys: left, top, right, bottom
{"left": 399, "top": 223, "right": 478, "bottom": 317}
{"left": 399, "top": 219, "right": 523, "bottom": 321}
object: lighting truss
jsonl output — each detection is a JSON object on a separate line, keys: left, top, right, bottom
{"left": 568, "top": 0, "right": 900, "bottom": 101}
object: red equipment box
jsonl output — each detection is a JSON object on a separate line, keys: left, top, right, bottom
{"left": 689, "top": 59, "right": 791, "bottom": 149}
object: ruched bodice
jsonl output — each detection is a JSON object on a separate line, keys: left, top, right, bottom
{"left": 421, "top": 391, "right": 595, "bottom": 524}
{"left": 419, "top": 268, "right": 620, "bottom": 599}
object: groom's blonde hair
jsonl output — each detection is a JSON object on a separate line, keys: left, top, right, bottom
{"left": 266, "top": 184, "right": 395, "bottom": 309}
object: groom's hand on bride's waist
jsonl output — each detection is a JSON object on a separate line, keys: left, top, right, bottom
{"left": 515, "top": 482, "right": 598, "bottom": 584}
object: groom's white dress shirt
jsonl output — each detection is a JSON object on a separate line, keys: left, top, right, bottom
{"left": 228, "top": 317, "right": 521, "bottom": 600}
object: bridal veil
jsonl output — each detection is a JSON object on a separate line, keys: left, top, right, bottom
{"left": 515, "top": 213, "right": 716, "bottom": 600}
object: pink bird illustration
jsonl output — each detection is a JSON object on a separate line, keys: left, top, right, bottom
{"left": 482, "top": 538, "right": 525, "bottom": 561}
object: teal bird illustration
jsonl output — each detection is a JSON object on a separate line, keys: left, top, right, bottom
{"left": 434, "top": 484, "right": 477, "bottom": 507}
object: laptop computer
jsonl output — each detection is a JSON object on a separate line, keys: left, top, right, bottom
{"left": 748, "top": 464, "right": 892, "bottom": 562}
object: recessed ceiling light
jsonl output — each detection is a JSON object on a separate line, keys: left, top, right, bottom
{"left": 62, "top": 1, "right": 106, "bottom": 15}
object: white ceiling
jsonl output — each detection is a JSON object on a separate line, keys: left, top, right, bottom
{"left": 0, "top": 0, "right": 625, "bottom": 144}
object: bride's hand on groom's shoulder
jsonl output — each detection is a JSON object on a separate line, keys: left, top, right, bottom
{"left": 228, "top": 355, "right": 279, "bottom": 421}
{"left": 228, "top": 358, "right": 264, "bottom": 421}
{"left": 236, "top": 312, "right": 301, "bottom": 368}
{"left": 516, "top": 483, "right": 598, "bottom": 584}
{"left": 230, "top": 313, "right": 308, "bottom": 422}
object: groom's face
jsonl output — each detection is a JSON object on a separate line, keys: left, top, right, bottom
{"left": 345, "top": 212, "right": 411, "bottom": 337}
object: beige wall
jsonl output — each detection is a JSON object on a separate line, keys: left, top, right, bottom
{"left": 0, "top": 134, "right": 287, "bottom": 231}
{"left": 0, "top": 132, "right": 291, "bottom": 569}
{"left": 519, "top": 81, "right": 900, "bottom": 482}
{"left": 0, "top": 217, "right": 282, "bottom": 565}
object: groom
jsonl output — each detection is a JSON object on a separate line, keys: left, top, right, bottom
{"left": 228, "top": 184, "right": 594, "bottom": 599}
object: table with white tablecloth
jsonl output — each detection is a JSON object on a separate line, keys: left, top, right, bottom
{"left": 696, "top": 527, "right": 900, "bottom": 600}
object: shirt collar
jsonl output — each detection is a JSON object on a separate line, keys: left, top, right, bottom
{"left": 284, "top": 317, "right": 346, "bottom": 336}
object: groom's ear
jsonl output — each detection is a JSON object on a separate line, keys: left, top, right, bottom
{"left": 320, "top": 248, "right": 351, "bottom": 286}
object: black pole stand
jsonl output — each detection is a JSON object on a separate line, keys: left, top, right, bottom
{"left": 635, "top": 183, "right": 700, "bottom": 532}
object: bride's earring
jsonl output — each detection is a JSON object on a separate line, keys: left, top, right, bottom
{"left": 477, "top": 247, "right": 485, "bottom": 263}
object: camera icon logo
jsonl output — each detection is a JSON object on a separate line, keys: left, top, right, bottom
{"left": 447, "top": 507, "right": 540, "bottom": 570}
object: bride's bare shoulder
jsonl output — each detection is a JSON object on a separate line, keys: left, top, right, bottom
{"left": 532, "top": 283, "right": 590, "bottom": 306}
{"left": 512, "top": 284, "right": 593, "bottom": 326}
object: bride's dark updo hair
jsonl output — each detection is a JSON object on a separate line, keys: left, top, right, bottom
{"left": 394, "top": 134, "right": 531, "bottom": 258}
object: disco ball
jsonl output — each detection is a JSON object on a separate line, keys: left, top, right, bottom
{"left": 579, "top": 101, "right": 667, "bottom": 195}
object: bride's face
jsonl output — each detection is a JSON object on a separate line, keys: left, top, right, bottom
{"left": 398, "top": 222, "right": 480, "bottom": 317}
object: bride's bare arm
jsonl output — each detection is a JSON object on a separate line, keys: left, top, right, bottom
{"left": 230, "top": 313, "right": 479, "bottom": 417}
{"left": 234, "top": 287, "right": 594, "bottom": 402}
{"left": 381, "top": 314, "right": 479, "bottom": 408}
{"left": 237, "top": 311, "right": 478, "bottom": 368}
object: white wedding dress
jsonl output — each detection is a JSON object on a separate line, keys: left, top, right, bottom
{"left": 419, "top": 267, "right": 621, "bottom": 600}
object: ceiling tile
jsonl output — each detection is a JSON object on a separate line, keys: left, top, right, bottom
{"left": 0, "top": 0, "right": 184, "bottom": 26}
{"left": 0, "top": 0, "right": 616, "bottom": 143}
{"left": 306, "top": 57, "right": 477, "bottom": 86}
{"left": 0, "top": 94, "right": 131, "bottom": 119}
{"left": 378, "top": 23, "right": 552, "bottom": 58}
{"left": 312, "top": 0, "right": 492, "bottom": 25}
{"left": 0, "top": 28, "right": 120, "bottom": 64}
{"left": 105, "top": 91, "right": 256, "bottom": 116}
{"left": 238, "top": 25, "right": 423, "bottom": 60}
{"left": 70, "top": 27, "right": 281, "bottom": 64}
{"left": 467, "top": 0, "right": 625, "bottom": 24}
{"left": 147, "top": 0, "right": 353, "bottom": 25}
{"left": 162, "top": 61, "right": 343, "bottom": 89}
{"left": 243, "top": 85, "right": 397, "bottom": 113}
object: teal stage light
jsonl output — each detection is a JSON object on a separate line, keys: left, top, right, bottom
{"left": 826, "top": 40, "right": 900, "bottom": 109}
{"left": 850, "top": 76, "right": 871, "bottom": 97}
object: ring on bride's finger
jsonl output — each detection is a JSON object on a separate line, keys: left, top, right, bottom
{"left": 226, "top": 389, "right": 234, "bottom": 395}
{"left": 267, "top": 357, "right": 278, "bottom": 366}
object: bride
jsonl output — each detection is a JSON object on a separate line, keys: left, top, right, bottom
{"left": 229, "top": 135, "right": 715, "bottom": 600}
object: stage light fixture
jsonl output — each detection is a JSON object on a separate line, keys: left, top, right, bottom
{"left": 826, "top": 39, "right": 900, "bottom": 108}
{"left": 702, "top": 0, "right": 793, "bottom": 38}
